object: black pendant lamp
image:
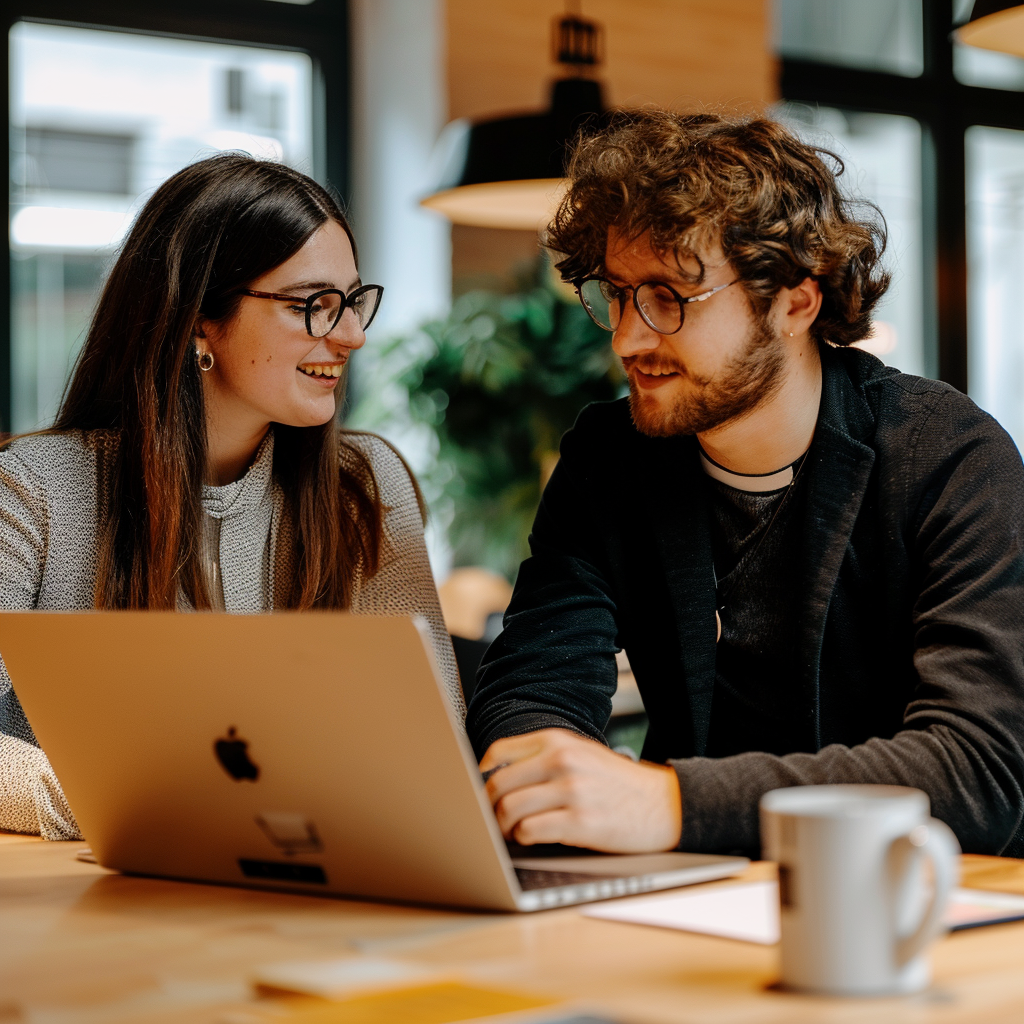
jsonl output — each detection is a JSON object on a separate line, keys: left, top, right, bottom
{"left": 956, "top": 1, "right": 1024, "bottom": 56}
{"left": 421, "top": 8, "right": 607, "bottom": 230}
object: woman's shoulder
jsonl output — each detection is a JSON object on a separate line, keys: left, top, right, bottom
{"left": 342, "top": 430, "right": 403, "bottom": 471}
{"left": 0, "top": 430, "right": 109, "bottom": 482}
{"left": 339, "top": 431, "right": 426, "bottom": 525}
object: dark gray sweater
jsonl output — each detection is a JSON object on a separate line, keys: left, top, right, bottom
{"left": 467, "top": 347, "right": 1024, "bottom": 858}
{"left": 706, "top": 467, "right": 809, "bottom": 759}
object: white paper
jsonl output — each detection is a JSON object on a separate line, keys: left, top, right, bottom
{"left": 584, "top": 880, "right": 780, "bottom": 944}
{"left": 583, "top": 882, "right": 1024, "bottom": 945}
{"left": 947, "top": 887, "right": 1024, "bottom": 929}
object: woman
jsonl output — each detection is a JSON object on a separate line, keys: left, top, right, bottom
{"left": 0, "top": 153, "right": 461, "bottom": 839}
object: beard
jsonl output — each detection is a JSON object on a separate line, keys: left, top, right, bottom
{"left": 625, "top": 313, "right": 788, "bottom": 438}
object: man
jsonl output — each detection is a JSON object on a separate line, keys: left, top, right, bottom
{"left": 465, "top": 111, "right": 1024, "bottom": 858}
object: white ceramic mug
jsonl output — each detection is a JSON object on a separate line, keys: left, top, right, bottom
{"left": 760, "top": 784, "right": 960, "bottom": 996}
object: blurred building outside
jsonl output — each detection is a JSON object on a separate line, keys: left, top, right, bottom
{"left": 9, "top": 21, "right": 314, "bottom": 433}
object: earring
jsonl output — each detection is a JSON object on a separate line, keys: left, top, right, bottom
{"left": 197, "top": 350, "right": 214, "bottom": 372}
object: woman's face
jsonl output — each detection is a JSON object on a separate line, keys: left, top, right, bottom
{"left": 198, "top": 219, "right": 365, "bottom": 434}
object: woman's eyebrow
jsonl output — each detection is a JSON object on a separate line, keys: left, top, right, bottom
{"left": 277, "top": 280, "right": 334, "bottom": 293}
{"left": 277, "top": 278, "right": 362, "bottom": 293}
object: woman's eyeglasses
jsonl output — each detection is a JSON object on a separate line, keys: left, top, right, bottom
{"left": 575, "top": 276, "right": 737, "bottom": 335}
{"left": 241, "top": 284, "right": 384, "bottom": 338}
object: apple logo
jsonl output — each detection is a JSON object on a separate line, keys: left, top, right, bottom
{"left": 214, "top": 727, "right": 260, "bottom": 781}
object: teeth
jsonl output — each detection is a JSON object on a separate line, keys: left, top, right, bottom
{"left": 300, "top": 363, "right": 344, "bottom": 378}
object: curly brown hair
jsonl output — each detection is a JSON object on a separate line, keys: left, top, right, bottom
{"left": 547, "top": 110, "right": 890, "bottom": 347}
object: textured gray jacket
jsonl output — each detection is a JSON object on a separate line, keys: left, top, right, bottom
{"left": 0, "top": 429, "right": 461, "bottom": 839}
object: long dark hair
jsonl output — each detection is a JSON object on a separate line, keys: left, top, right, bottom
{"left": 55, "top": 152, "right": 383, "bottom": 610}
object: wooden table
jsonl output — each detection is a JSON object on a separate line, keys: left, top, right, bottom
{"left": 4, "top": 833, "right": 1024, "bottom": 1024}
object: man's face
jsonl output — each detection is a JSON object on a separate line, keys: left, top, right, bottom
{"left": 604, "top": 230, "right": 786, "bottom": 438}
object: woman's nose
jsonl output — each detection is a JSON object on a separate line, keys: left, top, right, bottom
{"left": 326, "top": 308, "right": 366, "bottom": 350}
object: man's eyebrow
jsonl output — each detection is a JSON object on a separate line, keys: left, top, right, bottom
{"left": 602, "top": 268, "right": 704, "bottom": 289}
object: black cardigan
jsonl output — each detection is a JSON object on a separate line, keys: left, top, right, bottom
{"left": 467, "top": 346, "right": 1024, "bottom": 857}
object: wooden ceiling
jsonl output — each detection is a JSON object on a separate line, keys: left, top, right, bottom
{"left": 446, "top": 0, "right": 776, "bottom": 123}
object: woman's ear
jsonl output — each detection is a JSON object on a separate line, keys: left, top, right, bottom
{"left": 194, "top": 318, "right": 225, "bottom": 348}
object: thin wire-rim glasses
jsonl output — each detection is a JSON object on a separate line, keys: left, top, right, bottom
{"left": 241, "top": 284, "right": 384, "bottom": 338}
{"left": 575, "top": 276, "right": 737, "bottom": 335}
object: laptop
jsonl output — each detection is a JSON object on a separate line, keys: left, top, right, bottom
{"left": 1, "top": 610, "right": 747, "bottom": 911}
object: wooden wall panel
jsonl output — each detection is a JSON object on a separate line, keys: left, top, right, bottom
{"left": 447, "top": 0, "right": 776, "bottom": 123}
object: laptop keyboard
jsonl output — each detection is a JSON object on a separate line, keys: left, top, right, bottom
{"left": 514, "top": 867, "right": 622, "bottom": 891}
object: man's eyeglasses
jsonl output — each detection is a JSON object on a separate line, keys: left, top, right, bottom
{"left": 241, "top": 284, "right": 384, "bottom": 338}
{"left": 575, "top": 276, "right": 737, "bottom": 335}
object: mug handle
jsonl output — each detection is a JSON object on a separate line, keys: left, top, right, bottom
{"left": 893, "top": 818, "right": 960, "bottom": 967}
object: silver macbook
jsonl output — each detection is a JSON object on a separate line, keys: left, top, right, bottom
{"left": 1, "top": 610, "right": 747, "bottom": 911}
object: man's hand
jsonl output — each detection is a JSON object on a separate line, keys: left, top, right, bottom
{"left": 480, "top": 728, "right": 683, "bottom": 853}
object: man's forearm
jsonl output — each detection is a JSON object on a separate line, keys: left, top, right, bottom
{"left": 672, "top": 724, "right": 1022, "bottom": 857}
{"left": 471, "top": 708, "right": 600, "bottom": 758}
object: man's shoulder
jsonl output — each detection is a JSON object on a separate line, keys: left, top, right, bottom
{"left": 829, "top": 345, "right": 946, "bottom": 402}
{"left": 827, "top": 348, "right": 1019, "bottom": 499}
{"left": 832, "top": 346, "right": 1010, "bottom": 444}
{"left": 564, "top": 397, "right": 668, "bottom": 450}
{"left": 558, "top": 398, "right": 663, "bottom": 469}
{"left": 569, "top": 397, "right": 634, "bottom": 435}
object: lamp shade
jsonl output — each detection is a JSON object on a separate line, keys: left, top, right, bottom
{"left": 422, "top": 12, "right": 607, "bottom": 231}
{"left": 421, "top": 77, "right": 604, "bottom": 231}
{"left": 956, "top": 1, "right": 1024, "bottom": 57}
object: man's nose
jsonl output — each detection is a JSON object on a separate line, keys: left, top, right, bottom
{"left": 611, "top": 303, "right": 662, "bottom": 359}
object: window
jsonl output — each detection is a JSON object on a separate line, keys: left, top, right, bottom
{"left": 774, "top": 0, "right": 924, "bottom": 77}
{"left": 778, "top": 0, "right": 1024, "bottom": 451}
{"left": 778, "top": 104, "right": 925, "bottom": 377}
{"left": 966, "top": 126, "right": 1024, "bottom": 450}
{"left": 953, "top": 0, "right": 1024, "bottom": 90}
{"left": 2, "top": 0, "right": 347, "bottom": 433}
{"left": 9, "top": 22, "right": 315, "bottom": 431}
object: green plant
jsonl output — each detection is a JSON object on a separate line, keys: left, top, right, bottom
{"left": 373, "top": 263, "right": 625, "bottom": 582}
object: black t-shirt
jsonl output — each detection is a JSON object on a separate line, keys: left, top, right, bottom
{"left": 704, "top": 459, "right": 815, "bottom": 757}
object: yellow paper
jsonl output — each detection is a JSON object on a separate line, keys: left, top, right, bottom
{"left": 279, "top": 981, "right": 557, "bottom": 1024}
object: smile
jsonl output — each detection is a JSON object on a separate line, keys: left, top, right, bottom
{"left": 298, "top": 363, "right": 344, "bottom": 379}
{"left": 633, "top": 367, "right": 680, "bottom": 390}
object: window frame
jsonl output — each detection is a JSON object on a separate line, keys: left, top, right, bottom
{"left": 779, "top": 0, "right": 1022, "bottom": 392}
{"left": 2, "top": 0, "right": 349, "bottom": 431}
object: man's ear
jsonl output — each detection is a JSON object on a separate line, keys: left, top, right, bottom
{"left": 779, "top": 277, "right": 822, "bottom": 336}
